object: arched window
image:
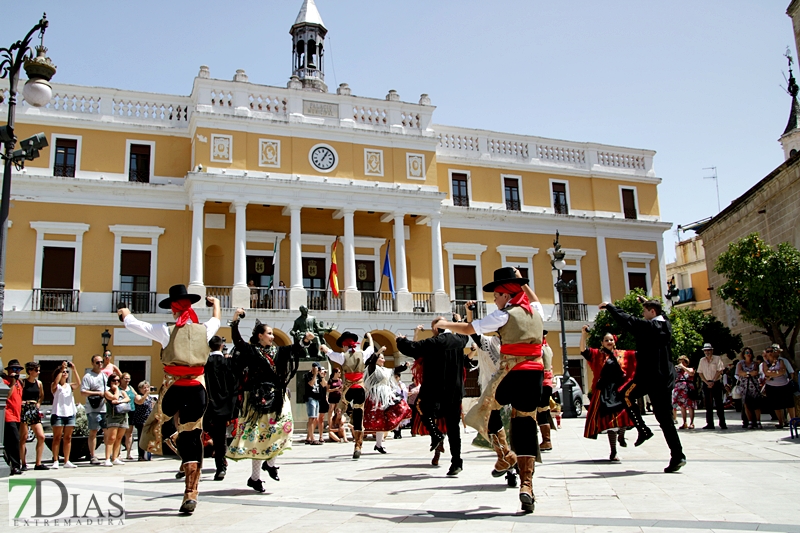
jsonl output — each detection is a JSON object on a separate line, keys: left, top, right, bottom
{"left": 296, "top": 40, "right": 305, "bottom": 70}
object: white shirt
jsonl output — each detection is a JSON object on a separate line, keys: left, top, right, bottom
{"left": 52, "top": 382, "right": 76, "bottom": 417}
{"left": 326, "top": 345, "right": 374, "bottom": 366}
{"left": 472, "top": 301, "right": 544, "bottom": 336}
{"left": 123, "top": 314, "right": 220, "bottom": 348}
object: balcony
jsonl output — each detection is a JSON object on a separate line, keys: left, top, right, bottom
{"left": 206, "top": 286, "right": 232, "bottom": 308}
{"left": 451, "top": 300, "right": 487, "bottom": 320}
{"left": 307, "top": 289, "right": 342, "bottom": 311}
{"left": 33, "top": 289, "right": 80, "bottom": 312}
{"left": 248, "top": 287, "right": 289, "bottom": 310}
{"left": 412, "top": 292, "right": 433, "bottom": 313}
{"left": 556, "top": 303, "right": 588, "bottom": 321}
{"left": 112, "top": 290, "right": 157, "bottom": 314}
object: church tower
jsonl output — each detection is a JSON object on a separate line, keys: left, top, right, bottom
{"left": 290, "top": 0, "right": 328, "bottom": 92}
{"left": 779, "top": 56, "right": 800, "bottom": 159}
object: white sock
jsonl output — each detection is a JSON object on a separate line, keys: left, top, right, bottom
{"left": 376, "top": 432, "right": 383, "bottom": 447}
{"left": 251, "top": 459, "right": 262, "bottom": 481}
{"left": 266, "top": 458, "right": 276, "bottom": 467}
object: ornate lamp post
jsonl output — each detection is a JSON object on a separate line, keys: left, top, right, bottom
{"left": 551, "top": 231, "right": 578, "bottom": 418}
{"left": 0, "top": 14, "right": 56, "bottom": 454}
{"left": 101, "top": 329, "right": 111, "bottom": 352}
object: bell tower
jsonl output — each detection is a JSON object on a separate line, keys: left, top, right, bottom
{"left": 779, "top": 51, "right": 800, "bottom": 159}
{"left": 290, "top": 0, "right": 328, "bottom": 92}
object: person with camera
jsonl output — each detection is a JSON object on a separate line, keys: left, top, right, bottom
{"left": 204, "top": 335, "right": 239, "bottom": 480}
{"left": 304, "top": 362, "right": 323, "bottom": 445}
{"left": 227, "top": 308, "right": 313, "bottom": 491}
{"left": 81, "top": 354, "right": 110, "bottom": 466}
{"left": 2, "top": 358, "right": 25, "bottom": 475}
{"left": 119, "top": 284, "right": 221, "bottom": 514}
{"left": 50, "top": 361, "right": 79, "bottom": 469}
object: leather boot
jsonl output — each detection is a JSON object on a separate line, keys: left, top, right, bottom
{"left": 539, "top": 424, "right": 552, "bottom": 451}
{"left": 489, "top": 429, "right": 517, "bottom": 477}
{"left": 352, "top": 431, "right": 363, "bottom": 459}
{"left": 627, "top": 407, "right": 653, "bottom": 447}
{"left": 178, "top": 462, "right": 200, "bottom": 514}
{"left": 517, "top": 456, "right": 535, "bottom": 513}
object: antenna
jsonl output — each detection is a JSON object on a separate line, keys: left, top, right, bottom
{"left": 703, "top": 166, "right": 720, "bottom": 213}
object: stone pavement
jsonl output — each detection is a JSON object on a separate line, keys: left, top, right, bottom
{"left": 2, "top": 415, "right": 799, "bottom": 532}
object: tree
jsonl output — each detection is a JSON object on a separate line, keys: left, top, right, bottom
{"left": 715, "top": 233, "right": 800, "bottom": 366}
{"left": 587, "top": 289, "right": 649, "bottom": 352}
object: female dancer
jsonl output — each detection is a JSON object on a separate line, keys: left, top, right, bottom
{"left": 363, "top": 346, "right": 412, "bottom": 454}
{"left": 227, "top": 309, "right": 312, "bottom": 491}
{"left": 103, "top": 374, "right": 130, "bottom": 466}
{"left": 50, "top": 361, "right": 78, "bottom": 468}
{"left": 19, "top": 362, "right": 47, "bottom": 471}
{"left": 579, "top": 326, "right": 636, "bottom": 461}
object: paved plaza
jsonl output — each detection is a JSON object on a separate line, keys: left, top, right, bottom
{"left": 2, "top": 415, "right": 799, "bottom": 532}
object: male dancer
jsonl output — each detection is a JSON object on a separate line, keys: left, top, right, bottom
{"left": 538, "top": 332, "right": 556, "bottom": 452}
{"left": 320, "top": 331, "right": 373, "bottom": 459}
{"left": 600, "top": 296, "right": 686, "bottom": 473}
{"left": 396, "top": 318, "right": 472, "bottom": 476}
{"left": 119, "top": 285, "right": 220, "bottom": 514}
{"left": 204, "top": 335, "right": 239, "bottom": 481}
{"left": 438, "top": 267, "right": 545, "bottom": 513}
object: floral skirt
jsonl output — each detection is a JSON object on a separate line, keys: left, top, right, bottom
{"left": 226, "top": 392, "right": 293, "bottom": 461}
{"left": 21, "top": 402, "right": 41, "bottom": 425}
{"left": 584, "top": 391, "right": 633, "bottom": 439}
{"left": 363, "top": 398, "right": 412, "bottom": 432}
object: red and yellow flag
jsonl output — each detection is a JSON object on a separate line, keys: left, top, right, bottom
{"left": 329, "top": 237, "right": 340, "bottom": 297}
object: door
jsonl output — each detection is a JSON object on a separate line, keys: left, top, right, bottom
{"left": 41, "top": 247, "right": 75, "bottom": 311}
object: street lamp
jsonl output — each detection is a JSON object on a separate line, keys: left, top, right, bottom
{"left": 551, "top": 231, "right": 578, "bottom": 418}
{"left": 0, "top": 14, "right": 55, "bottom": 455}
{"left": 101, "top": 329, "right": 111, "bottom": 352}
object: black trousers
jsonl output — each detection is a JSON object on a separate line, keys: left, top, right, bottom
{"left": 345, "top": 388, "right": 365, "bottom": 431}
{"left": 629, "top": 378, "right": 684, "bottom": 460}
{"left": 204, "top": 413, "right": 229, "bottom": 471}
{"left": 4, "top": 421, "right": 21, "bottom": 470}
{"left": 495, "top": 369, "right": 543, "bottom": 457}
{"left": 419, "top": 399, "right": 463, "bottom": 466}
{"left": 162, "top": 384, "right": 207, "bottom": 463}
{"left": 702, "top": 382, "right": 726, "bottom": 427}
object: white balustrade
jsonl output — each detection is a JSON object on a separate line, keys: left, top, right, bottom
{"left": 400, "top": 110, "right": 420, "bottom": 128}
{"left": 210, "top": 89, "right": 233, "bottom": 108}
{"left": 353, "top": 105, "right": 387, "bottom": 125}
{"left": 536, "top": 144, "right": 585, "bottom": 165}
{"left": 488, "top": 138, "right": 529, "bottom": 158}
{"left": 47, "top": 93, "right": 103, "bottom": 114}
{"left": 249, "top": 93, "right": 288, "bottom": 115}
{"left": 438, "top": 132, "right": 479, "bottom": 151}
{"left": 111, "top": 99, "right": 189, "bottom": 123}
{"left": 596, "top": 151, "right": 646, "bottom": 170}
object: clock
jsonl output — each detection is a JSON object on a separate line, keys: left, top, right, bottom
{"left": 309, "top": 144, "right": 338, "bottom": 172}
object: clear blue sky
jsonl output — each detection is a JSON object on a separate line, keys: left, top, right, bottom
{"left": 7, "top": 1, "right": 795, "bottom": 261}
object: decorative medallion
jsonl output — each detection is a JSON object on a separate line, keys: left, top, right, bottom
{"left": 259, "top": 139, "right": 280, "bottom": 168}
{"left": 254, "top": 257, "right": 265, "bottom": 274}
{"left": 357, "top": 263, "right": 368, "bottom": 281}
{"left": 365, "top": 149, "right": 383, "bottom": 176}
{"left": 307, "top": 260, "right": 318, "bottom": 277}
{"left": 210, "top": 134, "right": 232, "bottom": 163}
{"left": 407, "top": 153, "right": 425, "bottom": 180}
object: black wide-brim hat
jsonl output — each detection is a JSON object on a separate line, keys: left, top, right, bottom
{"left": 4, "top": 358, "right": 22, "bottom": 371}
{"left": 336, "top": 331, "right": 360, "bottom": 348}
{"left": 483, "top": 266, "right": 529, "bottom": 293}
{"left": 158, "top": 284, "right": 202, "bottom": 309}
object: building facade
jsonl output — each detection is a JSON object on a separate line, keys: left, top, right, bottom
{"left": 665, "top": 235, "right": 711, "bottom": 311}
{"left": 1, "top": 0, "right": 670, "bottom": 421}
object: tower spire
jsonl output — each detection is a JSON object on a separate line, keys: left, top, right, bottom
{"left": 290, "top": 0, "right": 328, "bottom": 92}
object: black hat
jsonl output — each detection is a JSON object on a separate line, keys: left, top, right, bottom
{"left": 4, "top": 359, "right": 23, "bottom": 371}
{"left": 158, "top": 284, "right": 202, "bottom": 309}
{"left": 336, "top": 331, "right": 359, "bottom": 348}
{"left": 543, "top": 330, "right": 549, "bottom": 336}
{"left": 482, "top": 267, "right": 529, "bottom": 293}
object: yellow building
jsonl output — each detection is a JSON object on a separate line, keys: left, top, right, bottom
{"left": 665, "top": 235, "right": 711, "bottom": 311}
{"left": 2, "top": 0, "right": 670, "bottom": 421}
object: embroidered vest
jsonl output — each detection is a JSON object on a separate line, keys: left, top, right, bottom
{"left": 498, "top": 305, "right": 543, "bottom": 346}
{"left": 342, "top": 351, "right": 365, "bottom": 373}
{"left": 161, "top": 323, "right": 208, "bottom": 367}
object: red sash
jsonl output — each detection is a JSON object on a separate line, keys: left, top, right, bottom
{"left": 500, "top": 343, "right": 544, "bottom": 371}
{"left": 345, "top": 372, "right": 364, "bottom": 389}
{"left": 164, "top": 365, "right": 205, "bottom": 387}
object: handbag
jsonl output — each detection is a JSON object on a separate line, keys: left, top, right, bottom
{"left": 88, "top": 374, "right": 107, "bottom": 409}
{"left": 114, "top": 402, "right": 132, "bottom": 415}
{"left": 251, "top": 381, "right": 277, "bottom": 414}
{"left": 732, "top": 383, "right": 743, "bottom": 400}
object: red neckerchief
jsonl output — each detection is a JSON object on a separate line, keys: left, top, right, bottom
{"left": 170, "top": 300, "right": 198, "bottom": 327}
{"left": 494, "top": 283, "right": 532, "bottom": 314}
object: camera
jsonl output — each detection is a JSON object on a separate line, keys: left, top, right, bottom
{"left": 467, "top": 303, "right": 477, "bottom": 311}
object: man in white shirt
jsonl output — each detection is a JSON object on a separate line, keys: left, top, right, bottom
{"left": 697, "top": 343, "right": 727, "bottom": 430}
{"left": 81, "top": 355, "right": 109, "bottom": 465}
{"left": 119, "top": 284, "right": 220, "bottom": 514}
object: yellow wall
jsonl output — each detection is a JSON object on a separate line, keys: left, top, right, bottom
{"left": 605, "top": 238, "right": 661, "bottom": 301}
{"left": 691, "top": 271, "right": 710, "bottom": 302}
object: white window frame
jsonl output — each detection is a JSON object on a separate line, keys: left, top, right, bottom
{"left": 364, "top": 148, "right": 384, "bottom": 177}
{"left": 48, "top": 134, "right": 82, "bottom": 177}
{"left": 547, "top": 247, "right": 587, "bottom": 303}
{"left": 30, "top": 221, "right": 90, "bottom": 291}
{"left": 618, "top": 185, "right": 639, "bottom": 219}
{"left": 258, "top": 139, "right": 281, "bottom": 168}
{"left": 500, "top": 174, "right": 523, "bottom": 211}
{"left": 210, "top": 133, "right": 233, "bottom": 163}
{"left": 123, "top": 140, "right": 156, "bottom": 182}
{"left": 353, "top": 236, "right": 386, "bottom": 289}
{"left": 443, "top": 242, "right": 487, "bottom": 301}
{"left": 619, "top": 252, "right": 655, "bottom": 295}
{"left": 448, "top": 169, "right": 472, "bottom": 207}
{"left": 109, "top": 225, "right": 165, "bottom": 293}
{"left": 496, "top": 245, "right": 538, "bottom": 292}
{"left": 549, "top": 178, "right": 571, "bottom": 214}
{"left": 406, "top": 153, "right": 426, "bottom": 180}
{"left": 245, "top": 231, "right": 287, "bottom": 288}
{"left": 114, "top": 355, "right": 152, "bottom": 384}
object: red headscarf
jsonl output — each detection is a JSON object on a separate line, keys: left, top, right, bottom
{"left": 493, "top": 282, "right": 532, "bottom": 314}
{"left": 341, "top": 338, "right": 359, "bottom": 351}
{"left": 171, "top": 299, "right": 199, "bottom": 327}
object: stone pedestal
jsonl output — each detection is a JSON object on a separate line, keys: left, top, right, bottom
{"left": 231, "top": 286, "right": 250, "bottom": 309}
{"left": 342, "top": 290, "right": 362, "bottom": 311}
{"left": 433, "top": 292, "right": 452, "bottom": 314}
{"left": 396, "top": 292, "right": 413, "bottom": 313}
{"left": 188, "top": 284, "right": 207, "bottom": 308}
{"left": 288, "top": 287, "right": 307, "bottom": 310}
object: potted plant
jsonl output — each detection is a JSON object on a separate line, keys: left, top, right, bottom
{"left": 45, "top": 404, "right": 100, "bottom": 462}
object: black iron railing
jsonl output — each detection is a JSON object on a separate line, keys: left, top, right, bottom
{"left": 113, "top": 290, "right": 156, "bottom": 314}
{"left": 557, "top": 302, "right": 588, "bottom": 321}
{"left": 451, "top": 300, "right": 486, "bottom": 320}
{"left": 33, "top": 289, "right": 80, "bottom": 312}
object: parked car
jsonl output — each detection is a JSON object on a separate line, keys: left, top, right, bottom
{"left": 552, "top": 375, "right": 584, "bottom": 417}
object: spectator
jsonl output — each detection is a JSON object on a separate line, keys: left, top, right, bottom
{"left": 81, "top": 354, "right": 109, "bottom": 465}
{"left": 2, "top": 358, "right": 24, "bottom": 475}
{"left": 672, "top": 355, "right": 696, "bottom": 429}
{"left": 327, "top": 367, "right": 343, "bottom": 430}
{"left": 407, "top": 376, "right": 421, "bottom": 437}
{"left": 100, "top": 350, "right": 122, "bottom": 379}
{"left": 736, "top": 348, "right": 762, "bottom": 429}
{"left": 304, "top": 363, "right": 322, "bottom": 444}
{"left": 132, "top": 380, "right": 153, "bottom": 461}
{"left": 102, "top": 374, "right": 130, "bottom": 466}
{"left": 761, "top": 346, "right": 796, "bottom": 429}
{"left": 19, "top": 361, "right": 48, "bottom": 470}
{"left": 119, "top": 373, "right": 137, "bottom": 460}
{"left": 316, "top": 368, "right": 329, "bottom": 443}
{"left": 697, "top": 343, "right": 727, "bottom": 430}
{"left": 393, "top": 367, "right": 409, "bottom": 439}
{"left": 248, "top": 280, "right": 259, "bottom": 308}
{"left": 328, "top": 406, "right": 349, "bottom": 443}
{"left": 50, "top": 361, "right": 79, "bottom": 469}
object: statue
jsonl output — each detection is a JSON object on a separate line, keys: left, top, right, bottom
{"left": 290, "top": 305, "right": 334, "bottom": 358}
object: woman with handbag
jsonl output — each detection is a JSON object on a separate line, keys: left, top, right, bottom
{"left": 19, "top": 362, "right": 47, "bottom": 471}
{"left": 672, "top": 356, "right": 697, "bottom": 429}
{"left": 226, "top": 308, "right": 313, "bottom": 492}
{"left": 102, "top": 374, "right": 130, "bottom": 466}
{"left": 736, "top": 348, "right": 762, "bottom": 429}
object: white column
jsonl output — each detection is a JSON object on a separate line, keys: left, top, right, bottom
{"left": 342, "top": 209, "right": 361, "bottom": 311}
{"left": 188, "top": 199, "right": 207, "bottom": 302}
{"left": 231, "top": 201, "right": 250, "bottom": 308}
{"left": 596, "top": 235, "right": 612, "bottom": 303}
{"left": 393, "top": 213, "right": 412, "bottom": 311}
{"left": 431, "top": 215, "right": 450, "bottom": 313}
{"left": 288, "top": 206, "right": 306, "bottom": 310}
{"left": 656, "top": 235, "right": 667, "bottom": 301}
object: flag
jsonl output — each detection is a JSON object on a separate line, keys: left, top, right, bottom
{"left": 328, "top": 237, "right": 340, "bottom": 297}
{"left": 269, "top": 237, "right": 278, "bottom": 288}
{"left": 382, "top": 241, "right": 395, "bottom": 298}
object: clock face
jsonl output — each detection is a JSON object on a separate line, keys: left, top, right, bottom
{"left": 310, "top": 145, "right": 336, "bottom": 171}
